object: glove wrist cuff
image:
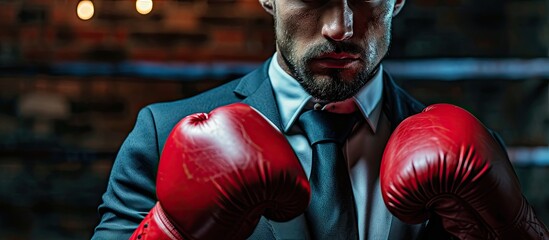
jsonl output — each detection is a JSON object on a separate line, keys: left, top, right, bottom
{"left": 130, "top": 202, "right": 185, "bottom": 240}
{"left": 498, "top": 197, "right": 549, "bottom": 239}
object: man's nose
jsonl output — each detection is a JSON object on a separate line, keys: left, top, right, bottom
{"left": 321, "top": 0, "right": 354, "bottom": 41}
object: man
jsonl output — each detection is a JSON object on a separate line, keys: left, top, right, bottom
{"left": 92, "top": 0, "right": 548, "bottom": 239}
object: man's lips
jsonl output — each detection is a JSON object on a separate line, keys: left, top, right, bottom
{"left": 311, "top": 53, "right": 361, "bottom": 69}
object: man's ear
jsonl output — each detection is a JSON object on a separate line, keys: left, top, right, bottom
{"left": 259, "top": 0, "right": 274, "bottom": 15}
{"left": 392, "top": 0, "right": 406, "bottom": 17}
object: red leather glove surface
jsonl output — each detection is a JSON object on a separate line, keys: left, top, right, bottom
{"left": 131, "top": 103, "right": 310, "bottom": 240}
{"left": 381, "top": 103, "right": 549, "bottom": 240}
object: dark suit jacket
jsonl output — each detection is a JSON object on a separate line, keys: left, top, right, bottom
{"left": 92, "top": 58, "right": 453, "bottom": 239}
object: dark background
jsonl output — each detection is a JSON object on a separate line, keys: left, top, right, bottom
{"left": 0, "top": 0, "right": 547, "bottom": 239}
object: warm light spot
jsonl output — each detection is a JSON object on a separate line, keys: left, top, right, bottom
{"left": 77, "top": 0, "right": 94, "bottom": 21}
{"left": 136, "top": 0, "right": 153, "bottom": 15}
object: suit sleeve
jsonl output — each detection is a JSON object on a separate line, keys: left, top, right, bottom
{"left": 92, "top": 107, "right": 160, "bottom": 240}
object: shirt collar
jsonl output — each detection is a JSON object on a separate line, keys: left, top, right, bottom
{"left": 268, "top": 52, "right": 384, "bottom": 133}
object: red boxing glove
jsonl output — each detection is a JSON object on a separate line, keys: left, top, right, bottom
{"left": 131, "top": 103, "right": 311, "bottom": 240}
{"left": 381, "top": 104, "right": 549, "bottom": 239}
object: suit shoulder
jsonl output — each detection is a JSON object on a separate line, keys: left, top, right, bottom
{"left": 383, "top": 72, "right": 425, "bottom": 113}
{"left": 382, "top": 71, "right": 426, "bottom": 130}
{"left": 134, "top": 78, "right": 243, "bottom": 149}
{"left": 393, "top": 82, "right": 425, "bottom": 113}
{"left": 147, "top": 78, "right": 242, "bottom": 118}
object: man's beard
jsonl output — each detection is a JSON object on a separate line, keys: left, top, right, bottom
{"left": 277, "top": 36, "right": 385, "bottom": 102}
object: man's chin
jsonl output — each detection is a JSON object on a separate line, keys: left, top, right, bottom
{"left": 308, "top": 71, "right": 362, "bottom": 85}
{"left": 299, "top": 76, "right": 364, "bottom": 101}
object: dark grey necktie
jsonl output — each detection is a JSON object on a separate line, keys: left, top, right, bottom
{"left": 298, "top": 109, "right": 361, "bottom": 240}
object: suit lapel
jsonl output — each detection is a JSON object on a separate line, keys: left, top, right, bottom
{"left": 241, "top": 79, "right": 283, "bottom": 131}
{"left": 381, "top": 71, "right": 425, "bottom": 131}
{"left": 234, "top": 58, "right": 284, "bottom": 131}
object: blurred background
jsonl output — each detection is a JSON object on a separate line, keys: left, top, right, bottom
{"left": 0, "top": 0, "right": 547, "bottom": 239}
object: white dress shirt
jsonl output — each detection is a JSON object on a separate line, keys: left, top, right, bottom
{"left": 268, "top": 53, "right": 393, "bottom": 239}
